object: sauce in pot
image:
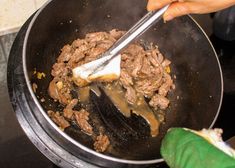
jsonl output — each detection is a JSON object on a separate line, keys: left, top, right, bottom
{"left": 103, "top": 82, "right": 159, "bottom": 137}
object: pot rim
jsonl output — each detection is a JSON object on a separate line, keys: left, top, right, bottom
{"left": 22, "top": 0, "right": 223, "bottom": 165}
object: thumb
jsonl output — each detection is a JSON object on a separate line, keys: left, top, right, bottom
{"left": 163, "top": 2, "right": 192, "bottom": 21}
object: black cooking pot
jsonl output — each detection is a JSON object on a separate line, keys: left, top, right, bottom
{"left": 18, "top": 0, "right": 223, "bottom": 167}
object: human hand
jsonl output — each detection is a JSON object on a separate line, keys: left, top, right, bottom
{"left": 147, "top": 0, "right": 235, "bottom": 21}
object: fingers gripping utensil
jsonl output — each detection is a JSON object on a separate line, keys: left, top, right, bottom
{"left": 73, "top": 5, "right": 169, "bottom": 83}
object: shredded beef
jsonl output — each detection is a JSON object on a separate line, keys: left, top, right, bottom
{"left": 161, "top": 59, "right": 171, "bottom": 67}
{"left": 57, "top": 45, "right": 73, "bottom": 63}
{"left": 158, "top": 72, "right": 173, "bottom": 97}
{"left": 94, "top": 134, "right": 110, "bottom": 152}
{"left": 125, "top": 86, "right": 137, "bottom": 105}
{"left": 109, "top": 29, "right": 125, "bottom": 39}
{"left": 48, "top": 110, "right": 70, "bottom": 130}
{"left": 74, "top": 109, "right": 93, "bottom": 135}
{"left": 63, "top": 99, "right": 78, "bottom": 119}
{"left": 119, "top": 69, "right": 133, "bottom": 87}
{"left": 131, "top": 54, "right": 143, "bottom": 77}
{"left": 149, "top": 94, "right": 170, "bottom": 110}
{"left": 48, "top": 78, "right": 72, "bottom": 105}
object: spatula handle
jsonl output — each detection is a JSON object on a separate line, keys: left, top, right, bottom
{"left": 106, "top": 5, "right": 169, "bottom": 57}
{"left": 88, "top": 5, "right": 169, "bottom": 76}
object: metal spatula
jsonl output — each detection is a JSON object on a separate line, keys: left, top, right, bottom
{"left": 73, "top": 5, "right": 169, "bottom": 83}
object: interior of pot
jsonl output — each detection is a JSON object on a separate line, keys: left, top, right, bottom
{"left": 24, "top": 0, "right": 222, "bottom": 161}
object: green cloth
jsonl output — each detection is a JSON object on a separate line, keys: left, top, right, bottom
{"left": 160, "top": 128, "right": 235, "bottom": 168}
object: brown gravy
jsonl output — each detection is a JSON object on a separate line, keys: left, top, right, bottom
{"left": 103, "top": 82, "right": 159, "bottom": 137}
{"left": 77, "top": 86, "right": 90, "bottom": 102}
{"left": 103, "top": 83, "right": 131, "bottom": 117}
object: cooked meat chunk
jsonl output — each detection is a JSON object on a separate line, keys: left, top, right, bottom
{"left": 123, "top": 44, "right": 144, "bottom": 56}
{"left": 139, "top": 56, "right": 152, "bottom": 76}
{"left": 119, "top": 69, "right": 133, "bottom": 87}
{"left": 63, "top": 99, "right": 78, "bottom": 119}
{"left": 146, "top": 49, "right": 158, "bottom": 65}
{"left": 57, "top": 45, "right": 73, "bottom": 63}
{"left": 68, "top": 50, "right": 86, "bottom": 68}
{"left": 48, "top": 79, "right": 72, "bottom": 105}
{"left": 149, "top": 94, "right": 170, "bottom": 110}
{"left": 94, "top": 134, "right": 110, "bottom": 152}
{"left": 74, "top": 109, "right": 93, "bottom": 135}
{"left": 131, "top": 54, "right": 143, "bottom": 78}
{"left": 125, "top": 86, "right": 137, "bottom": 105}
{"left": 48, "top": 110, "right": 70, "bottom": 130}
{"left": 118, "top": 42, "right": 173, "bottom": 110}
{"left": 71, "top": 39, "right": 88, "bottom": 49}
{"left": 51, "top": 62, "right": 70, "bottom": 77}
{"left": 158, "top": 83, "right": 171, "bottom": 97}
{"left": 109, "top": 29, "right": 125, "bottom": 39}
{"left": 135, "top": 77, "right": 162, "bottom": 98}
{"left": 156, "top": 52, "right": 164, "bottom": 64}
{"left": 158, "top": 72, "right": 173, "bottom": 97}
{"left": 161, "top": 59, "right": 171, "bottom": 67}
